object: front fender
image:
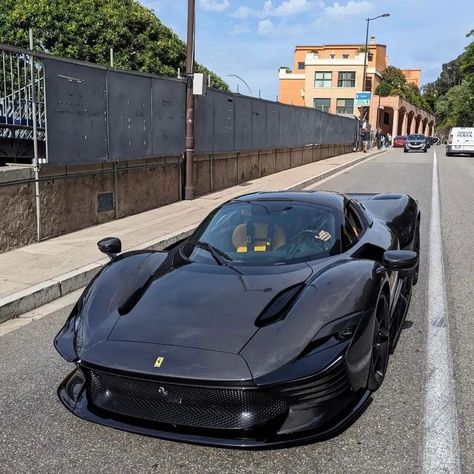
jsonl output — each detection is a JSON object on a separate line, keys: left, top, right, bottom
{"left": 54, "top": 250, "right": 167, "bottom": 362}
{"left": 242, "top": 259, "right": 385, "bottom": 381}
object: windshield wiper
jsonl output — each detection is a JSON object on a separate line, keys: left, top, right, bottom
{"left": 179, "top": 240, "right": 246, "bottom": 275}
{"left": 178, "top": 240, "right": 232, "bottom": 266}
{"left": 193, "top": 241, "right": 233, "bottom": 266}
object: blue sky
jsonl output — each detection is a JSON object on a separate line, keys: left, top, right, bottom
{"left": 143, "top": 0, "right": 473, "bottom": 100}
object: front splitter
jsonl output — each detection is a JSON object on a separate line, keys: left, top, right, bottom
{"left": 57, "top": 369, "right": 372, "bottom": 449}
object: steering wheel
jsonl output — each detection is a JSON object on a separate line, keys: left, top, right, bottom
{"left": 287, "top": 229, "right": 318, "bottom": 243}
{"left": 286, "top": 229, "right": 330, "bottom": 259}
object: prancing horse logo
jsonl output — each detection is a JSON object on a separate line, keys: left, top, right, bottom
{"left": 157, "top": 386, "right": 168, "bottom": 397}
{"left": 154, "top": 356, "right": 165, "bottom": 368}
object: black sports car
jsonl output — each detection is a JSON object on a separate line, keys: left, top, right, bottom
{"left": 55, "top": 191, "right": 420, "bottom": 448}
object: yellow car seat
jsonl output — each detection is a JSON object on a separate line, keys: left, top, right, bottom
{"left": 232, "top": 223, "right": 286, "bottom": 253}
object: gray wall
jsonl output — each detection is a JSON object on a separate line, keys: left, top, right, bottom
{"left": 44, "top": 57, "right": 357, "bottom": 165}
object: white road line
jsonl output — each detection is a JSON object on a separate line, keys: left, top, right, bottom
{"left": 423, "top": 150, "right": 461, "bottom": 473}
{"left": 302, "top": 150, "right": 385, "bottom": 189}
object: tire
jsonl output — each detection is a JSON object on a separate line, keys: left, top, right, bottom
{"left": 423, "top": 149, "right": 427, "bottom": 153}
{"left": 404, "top": 149, "right": 408, "bottom": 153}
{"left": 367, "top": 294, "right": 390, "bottom": 392}
{"left": 412, "top": 220, "right": 420, "bottom": 286}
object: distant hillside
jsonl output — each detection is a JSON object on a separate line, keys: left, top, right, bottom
{"left": 422, "top": 30, "right": 474, "bottom": 132}
{"left": 0, "top": 0, "right": 228, "bottom": 90}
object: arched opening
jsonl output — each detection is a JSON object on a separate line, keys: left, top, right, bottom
{"left": 407, "top": 111, "right": 416, "bottom": 135}
{"left": 398, "top": 107, "right": 407, "bottom": 136}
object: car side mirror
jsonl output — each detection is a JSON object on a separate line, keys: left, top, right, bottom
{"left": 97, "top": 237, "right": 122, "bottom": 260}
{"left": 383, "top": 250, "right": 418, "bottom": 272}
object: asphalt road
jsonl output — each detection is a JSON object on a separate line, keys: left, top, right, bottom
{"left": 1, "top": 146, "right": 472, "bottom": 473}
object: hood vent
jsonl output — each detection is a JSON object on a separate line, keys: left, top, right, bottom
{"left": 255, "top": 283, "right": 305, "bottom": 327}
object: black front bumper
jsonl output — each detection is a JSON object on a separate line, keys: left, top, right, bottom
{"left": 58, "top": 358, "right": 371, "bottom": 448}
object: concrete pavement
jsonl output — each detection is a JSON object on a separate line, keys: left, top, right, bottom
{"left": 0, "top": 149, "right": 383, "bottom": 324}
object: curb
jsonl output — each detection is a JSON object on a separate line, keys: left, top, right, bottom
{"left": 0, "top": 150, "right": 385, "bottom": 325}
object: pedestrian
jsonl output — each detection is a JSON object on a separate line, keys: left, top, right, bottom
{"left": 375, "top": 128, "right": 384, "bottom": 150}
{"left": 361, "top": 128, "right": 370, "bottom": 153}
{"left": 385, "top": 132, "right": 392, "bottom": 148}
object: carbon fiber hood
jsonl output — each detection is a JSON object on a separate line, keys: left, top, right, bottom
{"left": 107, "top": 262, "right": 313, "bottom": 354}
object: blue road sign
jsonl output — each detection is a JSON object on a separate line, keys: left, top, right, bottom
{"left": 355, "top": 92, "right": 372, "bottom": 107}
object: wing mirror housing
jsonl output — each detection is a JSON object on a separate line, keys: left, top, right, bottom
{"left": 97, "top": 237, "right": 122, "bottom": 260}
{"left": 382, "top": 250, "right": 418, "bottom": 272}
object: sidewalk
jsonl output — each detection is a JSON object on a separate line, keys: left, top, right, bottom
{"left": 0, "top": 149, "right": 383, "bottom": 323}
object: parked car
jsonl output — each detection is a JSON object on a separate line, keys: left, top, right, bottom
{"left": 404, "top": 134, "right": 428, "bottom": 153}
{"left": 446, "top": 127, "right": 474, "bottom": 156}
{"left": 55, "top": 190, "right": 420, "bottom": 448}
{"left": 393, "top": 135, "right": 407, "bottom": 148}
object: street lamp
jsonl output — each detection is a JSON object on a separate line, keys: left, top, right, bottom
{"left": 361, "top": 13, "right": 390, "bottom": 93}
{"left": 226, "top": 74, "right": 253, "bottom": 96}
{"left": 184, "top": 0, "right": 196, "bottom": 200}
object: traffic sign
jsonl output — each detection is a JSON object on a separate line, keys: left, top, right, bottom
{"left": 355, "top": 92, "right": 371, "bottom": 107}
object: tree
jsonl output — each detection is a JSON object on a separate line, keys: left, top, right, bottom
{"left": 375, "top": 66, "right": 430, "bottom": 111}
{"left": 381, "top": 66, "right": 407, "bottom": 91}
{"left": 0, "top": 0, "right": 228, "bottom": 90}
{"left": 423, "top": 30, "right": 474, "bottom": 132}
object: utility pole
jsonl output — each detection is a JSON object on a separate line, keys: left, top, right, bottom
{"left": 29, "top": 28, "right": 41, "bottom": 241}
{"left": 184, "top": 0, "right": 195, "bottom": 200}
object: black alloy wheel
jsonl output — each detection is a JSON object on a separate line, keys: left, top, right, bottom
{"left": 412, "top": 221, "right": 420, "bottom": 285}
{"left": 367, "top": 295, "right": 390, "bottom": 391}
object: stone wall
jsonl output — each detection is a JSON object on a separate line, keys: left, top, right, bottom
{"left": 193, "top": 143, "right": 351, "bottom": 195}
{"left": 0, "top": 143, "right": 352, "bottom": 254}
{"left": 0, "top": 157, "right": 180, "bottom": 253}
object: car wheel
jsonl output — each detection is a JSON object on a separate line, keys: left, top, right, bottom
{"left": 367, "top": 294, "right": 390, "bottom": 392}
{"left": 412, "top": 221, "right": 420, "bottom": 286}
{"left": 424, "top": 148, "right": 427, "bottom": 153}
{"left": 404, "top": 149, "right": 408, "bottom": 153}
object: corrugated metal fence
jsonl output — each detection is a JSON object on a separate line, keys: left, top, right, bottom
{"left": 1, "top": 44, "right": 357, "bottom": 165}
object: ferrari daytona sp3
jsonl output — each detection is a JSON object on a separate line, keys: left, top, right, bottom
{"left": 55, "top": 190, "right": 420, "bottom": 448}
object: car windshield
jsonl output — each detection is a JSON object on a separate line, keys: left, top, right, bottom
{"left": 182, "top": 201, "right": 342, "bottom": 265}
{"left": 407, "top": 135, "right": 425, "bottom": 140}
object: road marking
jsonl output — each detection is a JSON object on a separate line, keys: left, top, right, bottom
{"left": 302, "top": 150, "right": 385, "bottom": 189}
{"left": 423, "top": 150, "right": 461, "bottom": 473}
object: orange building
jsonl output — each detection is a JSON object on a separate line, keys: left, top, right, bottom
{"left": 278, "top": 37, "right": 435, "bottom": 137}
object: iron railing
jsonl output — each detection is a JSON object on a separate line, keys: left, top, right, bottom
{"left": 0, "top": 47, "right": 46, "bottom": 143}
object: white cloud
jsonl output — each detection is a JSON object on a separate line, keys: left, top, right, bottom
{"left": 199, "top": 0, "right": 230, "bottom": 12}
{"left": 233, "top": 6, "right": 255, "bottom": 19}
{"left": 231, "top": 23, "right": 252, "bottom": 35}
{"left": 233, "top": 0, "right": 317, "bottom": 19}
{"left": 322, "top": 1, "right": 374, "bottom": 20}
{"left": 257, "top": 19, "right": 276, "bottom": 36}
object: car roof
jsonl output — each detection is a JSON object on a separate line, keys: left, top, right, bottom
{"left": 229, "top": 190, "right": 346, "bottom": 211}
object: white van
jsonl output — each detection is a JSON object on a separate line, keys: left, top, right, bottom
{"left": 446, "top": 127, "right": 474, "bottom": 156}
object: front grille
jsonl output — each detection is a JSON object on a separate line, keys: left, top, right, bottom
{"left": 277, "top": 359, "right": 350, "bottom": 406}
{"left": 89, "top": 370, "right": 288, "bottom": 431}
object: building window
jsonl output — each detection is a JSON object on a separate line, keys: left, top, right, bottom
{"left": 330, "top": 53, "right": 336, "bottom": 59}
{"left": 384, "top": 111, "right": 390, "bottom": 125}
{"left": 365, "top": 77, "right": 372, "bottom": 92}
{"left": 368, "top": 53, "right": 374, "bottom": 62}
{"left": 336, "top": 98, "right": 354, "bottom": 115}
{"left": 298, "top": 62, "right": 305, "bottom": 70}
{"left": 338, "top": 71, "right": 356, "bottom": 87}
{"left": 314, "top": 71, "right": 332, "bottom": 88}
{"left": 342, "top": 54, "right": 349, "bottom": 59}
{"left": 313, "top": 98, "right": 331, "bottom": 112}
